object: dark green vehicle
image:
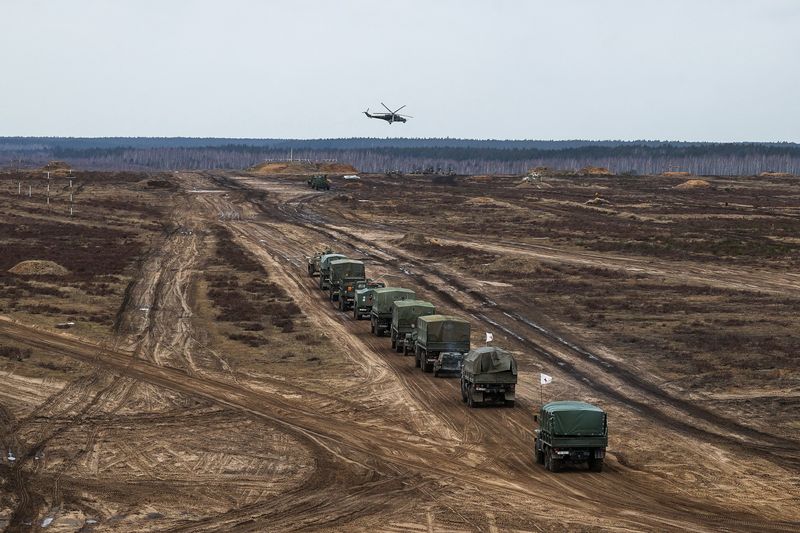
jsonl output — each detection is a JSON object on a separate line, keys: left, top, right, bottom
{"left": 308, "top": 174, "right": 330, "bottom": 190}
{"left": 352, "top": 280, "right": 386, "bottom": 320}
{"left": 328, "top": 259, "right": 366, "bottom": 309}
{"left": 412, "top": 315, "right": 470, "bottom": 373}
{"left": 318, "top": 253, "right": 347, "bottom": 290}
{"left": 392, "top": 300, "right": 436, "bottom": 355}
{"left": 460, "top": 347, "right": 517, "bottom": 406}
{"left": 534, "top": 401, "right": 608, "bottom": 473}
{"left": 370, "top": 288, "right": 415, "bottom": 337}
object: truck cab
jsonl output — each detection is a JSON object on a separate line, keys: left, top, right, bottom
{"left": 353, "top": 280, "right": 386, "bottom": 320}
{"left": 534, "top": 401, "right": 608, "bottom": 473}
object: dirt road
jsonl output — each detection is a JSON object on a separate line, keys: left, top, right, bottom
{"left": 1, "top": 171, "right": 798, "bottom": 531}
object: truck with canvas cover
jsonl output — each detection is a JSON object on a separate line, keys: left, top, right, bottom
{"left": 534, "top": 401, "right": 608, "bottom": 472}
{"left": 352, "top": 280, "right": 386, "bottom": 320}
{"left": 391, "top": 300, "right": 436, "bottom": 354}
{"left": 306, "top": 248, "right": 333, "bottom": 277}
{"left": 328, "top": 259, "right": 366, "bottom": 309}
{"left": 308, "top": 174, "right": 330, "bottom": 190}
{"left": 412, "top": 315, "right": 470, "bottom": 373}
{"left": 370, "top": 288, "right": 416, "bottom": 337}
{"left": 460, "top": 347, "right": 517, "bottom": 407}
{"left": 318, "top": 253, "right": 347, "bottom": 290}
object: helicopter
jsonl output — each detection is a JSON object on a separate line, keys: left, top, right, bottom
{"left": 363, "top": 103, "right": 412, "bottom": 124}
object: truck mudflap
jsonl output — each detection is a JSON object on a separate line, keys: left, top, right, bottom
{"left": 554, "top": 448, "right": 604, "bottom": 461}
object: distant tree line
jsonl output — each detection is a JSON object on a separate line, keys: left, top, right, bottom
{"left": 1, "top": 137, "right": 799, "bottom": 175}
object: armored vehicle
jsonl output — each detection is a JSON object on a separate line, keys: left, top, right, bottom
{"left": 391, "top": 300, "right": 436, "bottom": 354}
{"left": 308, "top": 175, "right": 330, "bottom": 190}
{"left": 306, "top": 248, "right": 333, "bottom": 277}
{"left": 353, "top": 280, "right": 386, "bottom": 320}
{"left": 370, "top": 288, "right": 416, "bottom": 337}
{"left": 318, "top": 253, "right": 347, "bottom": 290}
{"left": 412, "top": 315, "right": 470, "bottom": 373}
{"left": 328, "top": 259, "right": 366, "bottom": 309}
{"left": 460, "top": 347, "right": 517, "bottom": 407}
{"left": 433, "top": 352, "right": 464, "bottom": 378}
{"left": 534, "top": 401, "right": 608, "bottom": 472}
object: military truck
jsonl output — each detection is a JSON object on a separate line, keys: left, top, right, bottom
{"left": 433, "top": 352, "right": 464, "bottom": 378}
{"left": 412, "top": 315, "right": 470, "bottom": 373}
{"left": 534, "top": 401, "right": 608, "bottom": 473}
{"left": 308, "top": 175, "right": 330, "bottom": 190}
{"left": 460, "top": 347, "right": 517, "bottom": 407}
{"left": 328, "top": 259, "right": 366, "bottom": 309}
{"left": 392, "top": 300, "right": 436, "bottom": 354}
{"left": 318, "top": 253, "right": 347, "bottom": 290}
{"left": 352, "top": 280, "right": 386, "bottom": 320}
{"left": 306, "top": 248, "right": 333, "bottom": 277}
{"left": 369, "top": 288, "right": 416, "bottom": 337}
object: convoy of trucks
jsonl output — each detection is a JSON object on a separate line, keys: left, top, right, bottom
{"left": 307, "top": 247, "right": 608, "bottom": 473}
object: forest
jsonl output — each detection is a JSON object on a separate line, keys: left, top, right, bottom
{"left": 2, "top": 137, "right": 799, "bottom": 175}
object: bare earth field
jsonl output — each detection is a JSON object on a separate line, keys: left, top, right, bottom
{"left": 1, "top": 168, "right": 799, "bottom": 532}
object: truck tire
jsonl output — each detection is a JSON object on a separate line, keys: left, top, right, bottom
{"left": 589, "top": 458, "right": 603, "bottom": 472}
{"left": 370, "top": 321, "right": 375, "bottom": 335}
{"left": 414, "top": 347, "right": 420, "bottom": 368}
{"left": 391, "top": 336, "right": 396, "bottom": 349}
{"left": 433, "top": 369, "right": 439, "bottom": 378}
{"left": 395, "top": 343, "right": 403, "bottom": 353}
{"left": 547, "top": 450, "right": 561, "bottom": 473}
{"left": 505, "top": 400, "right": 515, "bottom": 408}
{"left": 467, "top": 386, "right": 474, "bottom": 408}
{"left": 535, "top": 446, "right": 545, "bottom": 465}
{"left": 461, "top": 381, "right": 467, "bottom": 402}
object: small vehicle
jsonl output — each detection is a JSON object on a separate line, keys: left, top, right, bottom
{"left": 433, "top": 352, "right": 463, "bottom": 378}
{"left": 328, "top": 259, "right": 366, "bottom": 309}
{"left": 353, "top": 280, "right": 386, "bottom": 320}
{"left": 308, "top": 175, "right": 331, "bottom": 190}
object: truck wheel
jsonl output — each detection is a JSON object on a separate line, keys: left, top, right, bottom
{"left": 391, "top": 337, "right": 396, "bottom": 349}
{"left": 395, "top": 343, "right": 403, "bottom": 353}
{"left": 535, "top": 446, "right": 545, "bottom": 465}
{"left": 505, "top": 400, "right": 515, "bottom": 408}
{"left": 467, "top": 388, "right": 474, "bottom": 408}
{"left": 547, "top": 450, "right": 561, "bottom": 473}
{"left": 433, "top": 369, "right": 439, "bottom": 378}
{"left": 414, "top": 348, "right": 420, "bottom": 368}
{"left": 370, "top": 322, "right": 375, "bottom": 335}
{"left": 589, "top": 458, "right": 603, "bottom": 472}
{"left": 461, "top": 381, "right": 467, "bottom": 402}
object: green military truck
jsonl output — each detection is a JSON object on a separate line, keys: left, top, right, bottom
{"left": 306, "top": 248, "right": 333, "bottom": 277}
{"left": 308, "top": 175, "right": 330, "bottom": 190}
{"left": 352, "top": 280, "right": 386, "bottom": 320}
{"left": 412, "top": 315, "right": 470, "bottom": 373}
{"left": 534, "top": 401, "right": 608, "bottom": 473}
{"left": 460, "top": 347, "right": 517, "bottom": 407}
{"left": 370, "top": 288, "right": 416, "bottom": 337}
{"left": 328, "top": 259, "right": 366, "bottom": 309}
{"left": 318, "top": 253, "right": 347, "bottom": 290}
{"left": 392, "top": 300, "right": 436, "bottom": 354}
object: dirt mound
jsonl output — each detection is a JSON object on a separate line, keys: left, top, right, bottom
{"left": 249, "top": 161, "right": 358, "bottom": 176}
{"left": 662, "top": 171, "right": 691, "bottom": 177}
{"left": 42, "top": 161, "right": 71, "bottom": 171}
{"left": 9, "top": 260, "right": 69, "bottom": 276}
{"left": 396, "top": 232, "right": 432, "bottom": 247}
{"left": 759, "top": 171, "right": 794, "bottom": 178}
{"left": 674, "top": 179, "right": 711, "bottom": 190}
{"left": 585, "top": 196, "right": 612, "bottom": 206}
{"left": 579, "top": 166, "right": 612, "bottom": 176}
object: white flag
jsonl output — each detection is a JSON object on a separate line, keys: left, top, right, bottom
{"left": 485, "top": 332, "right": 493, "bottom": 343}
{"left": 540, "top": 373, "right": 553, "bottom": 385}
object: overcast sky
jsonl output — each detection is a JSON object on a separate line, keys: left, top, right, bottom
{"left": 1, "top": 0, "right": 797, "bottom": 141}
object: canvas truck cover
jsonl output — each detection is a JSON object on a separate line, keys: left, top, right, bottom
{"left": 462, "top": 346, "right": 518, "bottom": 381}
{"left": 391, "top": 300, "right": 436, "bottom": 328}
{"left": 417, "top": 315, "right": 471, "bottom": 345}
{"left": 371, "top": 288, "right": 416, "bottom": 315}
{"left": 320, "top": 253, "right": 347, "bottom": 270}
{"left": 542, "top": 401, "right": 607, "bottom": 437}
{"left": 329, "top": 259, "right": 365, "bottom": 283}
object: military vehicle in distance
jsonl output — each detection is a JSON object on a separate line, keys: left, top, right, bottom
{"left": 460, "top": 347, "right": 517, "bottom": 407}
{"left": 534, "top": 401, "right": 608, "bottom": 473}
{"left": 308, "top": 175, "right": 330, "bottom": 190}
{"left": 412, "top": 315, "right": 470, "bottom": 373}
{"left": 352, "top": 280, "right": 386, "bottom": 320}
{"left": 392, "top": 300, "right": 436, "bottom": 354}
{"left": 328, "top": 259, "right": 366, "bottom": 309}
{"left": 306, "top": 248, "right": 334, "bottom": 277}
{"left": 318, "top": 253, "right": 347, "bottom": 290}
{"left": 370, "top": 288, "right": 416, "bottom": 337}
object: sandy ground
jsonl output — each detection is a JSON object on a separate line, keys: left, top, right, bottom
{"left": 0, "top": 171, "right": 798, "bottom": 532}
